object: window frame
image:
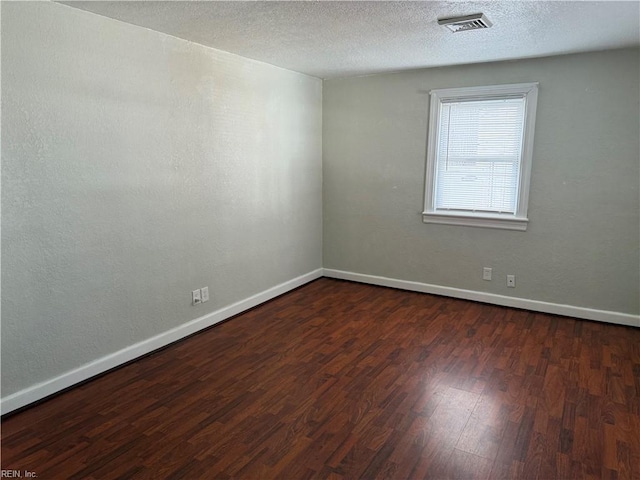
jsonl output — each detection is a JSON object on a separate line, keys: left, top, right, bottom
{"left": 422, "top": 82, "right": 539, "bottom": 231}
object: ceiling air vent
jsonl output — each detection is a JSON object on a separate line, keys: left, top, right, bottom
{"left": 438, "top": 13, "right": 492, "bottom": 33}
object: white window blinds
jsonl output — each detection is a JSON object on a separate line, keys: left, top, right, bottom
{"left": 434, "top": 97, "right": 526, "bottom": 214}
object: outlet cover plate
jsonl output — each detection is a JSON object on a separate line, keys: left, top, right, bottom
{"left": 483, "top": 267, "right": 492, "bottom": 281}
{"left": 192, "top": 289, "right": 202, "bottom": 305}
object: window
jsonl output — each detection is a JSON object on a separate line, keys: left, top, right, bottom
{"left": 423, "top": 83, "right": 538, "bottom": 231}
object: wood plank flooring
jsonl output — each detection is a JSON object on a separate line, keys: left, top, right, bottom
{"left": 2, "top": 278, "right": 639, "bottom": 479}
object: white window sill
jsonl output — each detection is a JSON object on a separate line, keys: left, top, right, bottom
{"left": 422, "top": 211, "right": 529, "bottom": 231}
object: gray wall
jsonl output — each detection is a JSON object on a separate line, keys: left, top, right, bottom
{"left": 323, "top": 49, "right": 639, "bottom": 315}
{"left": 2, "top": 2, "right": 322, "bottom": 396}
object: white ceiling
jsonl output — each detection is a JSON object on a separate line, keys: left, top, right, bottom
{"left": 61, "top": 1, "right": 640, "bottom": 79}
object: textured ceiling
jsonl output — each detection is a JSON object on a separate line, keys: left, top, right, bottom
{"left": 60, "top": 1, "right": 640, "bottom": 79}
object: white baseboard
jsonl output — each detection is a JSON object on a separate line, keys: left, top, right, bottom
{"left": 0, "top": 269, "right": 323, "bottom": 415}
{"left": 323, "top": 269, "right": 640, "bottom": 328}
{"left": 3, "top": 267, "right": 637, "bottom": 415}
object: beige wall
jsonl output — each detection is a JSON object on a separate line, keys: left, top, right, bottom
{"left": 323, "top": 48, "right": 639, "bottom": 315}
{"left": 1, "top": 2, "right": 322, "bottom": 397}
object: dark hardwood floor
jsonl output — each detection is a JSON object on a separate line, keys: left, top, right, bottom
{"left": 2, "top": 278, "right": 639, "bottom": 479}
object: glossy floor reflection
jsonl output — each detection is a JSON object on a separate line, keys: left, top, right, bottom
{"left": 2, "top": 278, "right": 639, "bottom": 479}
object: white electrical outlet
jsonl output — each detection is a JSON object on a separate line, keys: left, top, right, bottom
{"left": 507, "top": 275, "right": 516, "bottom": 288}
{"left": 483, "top": 267, "right": 492, "bottom": 281}
{"left": 192, "top": 289, "right": 202, "bottom": 305}
{"left": 201, "top": 286, "right": 209, "bottom": 303}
